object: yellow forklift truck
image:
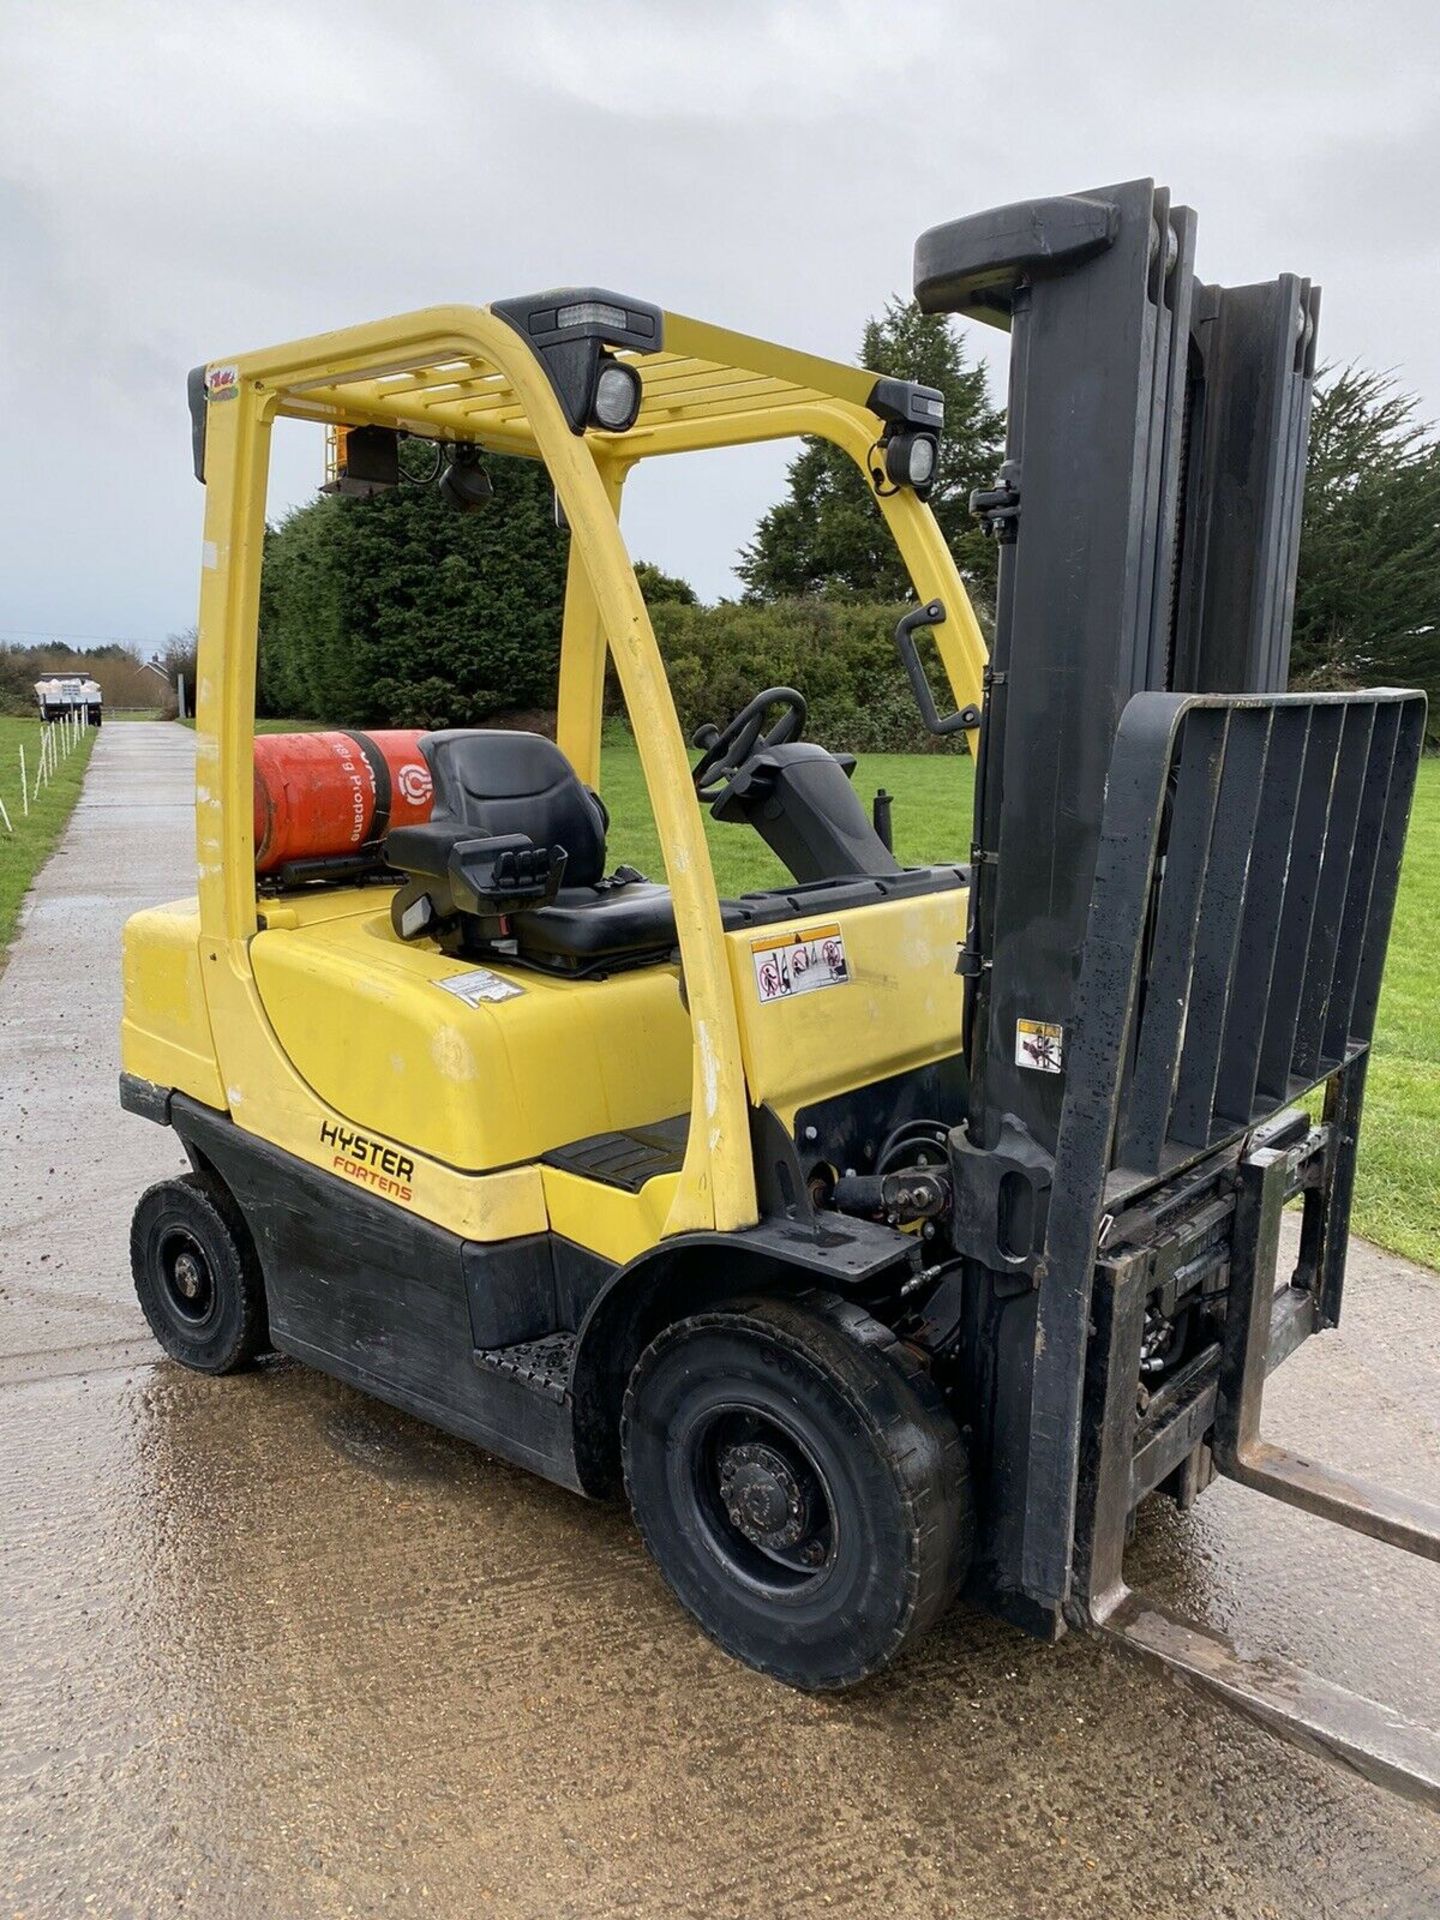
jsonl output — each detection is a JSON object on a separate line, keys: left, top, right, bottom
{"left": 122, "top": 181, "right": 1438, "bottom": 1800}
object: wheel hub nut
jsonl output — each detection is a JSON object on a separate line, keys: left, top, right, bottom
{"left": 718, "top": 1441, "right": 808, "bottom": 1550}
{"left": 173, "top": 1252, "right": 203, "bottom": 1299}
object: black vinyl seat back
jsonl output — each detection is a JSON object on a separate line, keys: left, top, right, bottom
{"left": 422, "top": 729, "right": 609, "bottom": 887}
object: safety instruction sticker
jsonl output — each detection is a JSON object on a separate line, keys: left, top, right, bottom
{"left": 436, "top": 967, "right": 525, "bottom": 1006}
{"left": 752, "top": 924, "right": 849, "bottom": 1002}
{"left": 1016, "top": 1017, "right": 1063, "bottom": 1073}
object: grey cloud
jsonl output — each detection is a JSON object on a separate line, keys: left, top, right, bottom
{"left": 2, "top": 0, "right": 1438, "bottom": 645}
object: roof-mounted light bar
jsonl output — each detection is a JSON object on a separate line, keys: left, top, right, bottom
{"left": 493, "top": 286, "right": 664, "bottom": 436}
{"left": 867, "top": 376, "right": 945, "bottom": 432}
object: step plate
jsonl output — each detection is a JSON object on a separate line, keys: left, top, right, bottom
{"left": 474, "top": 1331, "right": 577, "bottom": 1403}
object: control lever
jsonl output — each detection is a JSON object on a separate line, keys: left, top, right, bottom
{"left": 447, "top": 834, "right": 567, "bottom": 922}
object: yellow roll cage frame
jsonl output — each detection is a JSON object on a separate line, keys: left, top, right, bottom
{"left": 192, "top": 300, "right": 988, "bottom": 1241}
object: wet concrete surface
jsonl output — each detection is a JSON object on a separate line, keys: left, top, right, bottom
{"left": 2, "top": 723, "right": 1438, "bottom": 1919}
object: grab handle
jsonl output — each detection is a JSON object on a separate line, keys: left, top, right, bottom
{"left": 893, "top": 600, "right": 980, "bottom": 737}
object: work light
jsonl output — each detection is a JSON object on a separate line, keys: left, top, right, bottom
{"left": 589, "top": 355, "right": 643, "bottom": 433}
{"left": 884, "top": 429, "right": 939, "bottom": 493}
{"left": 439, "top": 445, "right": 494, "bottom": 512}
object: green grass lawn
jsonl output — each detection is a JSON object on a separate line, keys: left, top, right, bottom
{"left": 602, "top": 726, "right": 1440, "bottom": 1269}
{"left": 0, "top": 715, "right": 96, "bottom": 962}
{"left": 1355, "top": 759, "right": 1439, "bottom": 1268}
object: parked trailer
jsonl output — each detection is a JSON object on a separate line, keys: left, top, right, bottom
{"left": 34, "top": 673, "right": 102, "bottom": 726}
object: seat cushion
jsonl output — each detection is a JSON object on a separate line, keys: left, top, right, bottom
{"left": 513, "top": 882, "right": 677, "bottom": 962}
{"left": 512, "top": 864, "right": 972, "bottom": 966}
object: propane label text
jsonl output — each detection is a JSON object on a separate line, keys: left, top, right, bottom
{"left": 322, "top": 736, "right": 371, "bottom": 847}
{"left": 751, "top": 924, "right": 849, "bottom": 1003}
{"left": 1015, "top": 1017, "right": 1064, "bottom": 1073}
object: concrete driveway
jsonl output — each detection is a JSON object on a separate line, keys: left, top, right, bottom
{"left": 2, "top": 722, "right": 1437, "bottom": 1920}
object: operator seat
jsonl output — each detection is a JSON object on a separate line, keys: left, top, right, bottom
{"left": 386, "top": 728, "right": 970, "bottom": 976}
{"left": 385, "top": 730, "right": 679, "bottom": 968}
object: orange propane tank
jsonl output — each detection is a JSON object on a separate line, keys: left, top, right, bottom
{"left": 253, "top": 730, "right": 434, "bottom": 874}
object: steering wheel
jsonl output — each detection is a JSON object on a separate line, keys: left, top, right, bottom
{"left": 691, "top": 687, "right": 808, "bottom": 803}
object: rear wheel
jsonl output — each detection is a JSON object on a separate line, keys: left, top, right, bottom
{"left": 622, "top": 1290, "right": 973, "bottom": 1689}
{"left": 131, "top": 1173, "right": 268, "bottom": 1374}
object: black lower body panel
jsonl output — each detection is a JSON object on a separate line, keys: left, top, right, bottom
{"left": 171, "top": 1097, "right": 586, "bottom": 1493}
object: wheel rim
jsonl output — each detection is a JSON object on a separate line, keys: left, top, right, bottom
{"left": 157, "top": 1228, "right": 216, "bottom": 1327}
{"left": 687, "top": 1404, "right": 838, "bottom": 1593}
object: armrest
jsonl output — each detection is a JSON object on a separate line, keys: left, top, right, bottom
{"left": 447, "top": 835, "right": 567, "bottom": 918}
{"left": 385, "top": 822, "right": 472, "bottom": 882}
{"left": 387, "top": 826, "right": 568, "bottom": 944}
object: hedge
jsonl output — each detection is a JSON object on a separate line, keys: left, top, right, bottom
{"left": 258, "top": 454, "right": 568, "bottom": 727}
{"left": 256, "top": 460, "right": 980, "bottom": 756}
{"left": 638, "top": 598, "right": 973, "bottom": 756}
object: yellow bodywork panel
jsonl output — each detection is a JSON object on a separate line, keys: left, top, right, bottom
{"left": 249, "top": 906, "right": 691, "bottom": 1172}
{"left": 727, "top": 888, "right": 969, "bottom": 1127}
{"left": 121, "top": 901, "right": 227, "bottom": 1112}
{"left": 123, "top": 898, "right": 550, "bottom": 1242}
{"left": 541, "top": 1164, "right": 680, "bottom": 1267}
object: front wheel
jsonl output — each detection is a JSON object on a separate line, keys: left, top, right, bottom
{"left": 621, "top": 1291, "right": 973, "bottom": 1689}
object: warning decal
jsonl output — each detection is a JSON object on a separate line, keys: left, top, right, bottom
{"left": 1015, "top": 1017, "right": 1064, "bottom": 1073}
{"left": 437, "top": 968, "right": 526, "bottom": 1006}
{"left": 752, "top": 924, "right": 849, "bottom": 1003}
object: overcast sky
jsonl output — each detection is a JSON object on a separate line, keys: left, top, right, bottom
{"left": 3, "top": 0, "right": 1439, "bottom": 651}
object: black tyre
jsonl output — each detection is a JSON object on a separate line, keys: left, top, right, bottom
{"left": 622, "top": 1290, "right": 973, "bottom": 1689}
{"left": 130, "top": 1172, "right": 268, "bottom": 1374}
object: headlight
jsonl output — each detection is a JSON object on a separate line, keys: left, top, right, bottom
{"left": 884, "top": 429, "right": 939, "bottom": 492}
{"left": 590, "top": 355, "right": 643, "bottom": 432}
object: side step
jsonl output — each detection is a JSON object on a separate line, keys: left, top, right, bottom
{"left": 1096, "top": 1587, "right": 1440, "bottom": 1811}
{"left": 474, "top": 1331, "right": 577, "bottom": 1404}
